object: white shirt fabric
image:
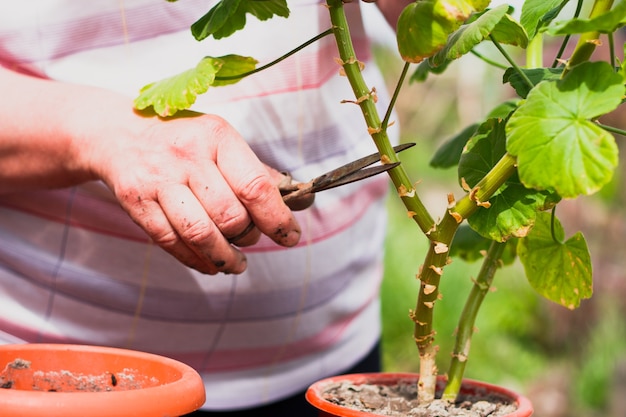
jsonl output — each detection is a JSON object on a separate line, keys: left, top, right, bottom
{"left": 0, "top": 0, "right": 396, "bottom": 410}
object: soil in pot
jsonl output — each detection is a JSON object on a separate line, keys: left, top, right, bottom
{"left": 0, "top": 344, "right": 206, "bottom": 417}
{"left": 307, "top": 373, "right": 533, "bottom": 417}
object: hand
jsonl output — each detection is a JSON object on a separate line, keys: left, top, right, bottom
{"left": 88, "top": 111, "right": 302, "bottom": 275}
{"left": 0, "top": 67, "right": 301, "bottom": 276}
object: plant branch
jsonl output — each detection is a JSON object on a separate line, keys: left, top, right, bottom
{"left": 489, "top": 35, "right": 533, "bottom": 89}
{"left": 470, "top": 49, "right": 508, "bottom": 70}
{"left": 551, "top": 0, "right": 584, "bottom": 68}
{"left": 598, "top": 122, "right": 626, "bottom": 137}
{"left": 215, "top": 29, "right": 334, "bottom": 81}
{"left": 325, "top": 0, "right": 435, "bottom": 234}
{"left": 382, "top": 61, "right": 411, "bottom": 131}
{"left": 443, "top": 240, "right": 507, "bottom": 401}
{"left": 563, "top": 0, "right": 615, "bottom": 75}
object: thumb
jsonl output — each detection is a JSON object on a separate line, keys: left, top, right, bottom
{"left": 264, "top": 164, "right": 316, "bottom": 211}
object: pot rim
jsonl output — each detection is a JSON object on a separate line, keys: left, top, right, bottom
{"left": 305, "top": 372, "right": 533, "bottom": 417}
{"left": 0, "top": 343, "right": 206, "bottom": 417}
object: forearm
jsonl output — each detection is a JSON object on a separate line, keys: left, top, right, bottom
{"left": 0, "top": 66, "right": 144, "bottom": 193}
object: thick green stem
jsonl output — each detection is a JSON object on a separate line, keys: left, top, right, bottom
{"left": 325, "top": 0, "right": 520, "bottom": 405}
{"left": 412, "top": 153, "right": 516, "bottom": 402}
{"left": 325, "top": 0, "right": 434, "bottom": 233}
{"left": 442, "top": 240, "right": 507, "bottom": 401}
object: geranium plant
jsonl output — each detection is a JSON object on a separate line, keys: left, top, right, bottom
{"left": 134, "top": 0, "right": 626, "bottom": 406}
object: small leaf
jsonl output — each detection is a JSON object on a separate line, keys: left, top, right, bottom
{"left": 450, "top": 225, "right": 518, "bottom": 264}
{"left": 245, "top": 0, "right": 289, "bottom": 21}
{"left": 191, "top": 0, "right": 243, "bottom": 41}
{"left": 518, "top": 212, "right": 592, "bottom": 309}
{"left": 431, "top": 4, "right": 510, "bottom": 67}
{"left": 547, "top": 0, "right": 626, "bottom": 35}
{"left": 490, "top": 13, "right": 529, "bottom": 47}
{"left": 410, "top": 58, "right": 452, "bottom": 82}
{"left": 506, "top": 61, "right": 623, "bottom": 198}
{"left": 397, "top": 0, "right": 489, "bottom": 63}
{"left": 503, "top": 67, "right": 562, "bottom": 98}
{"left": 191, "top": 0, "right": 289, "bottom": 41}
{"left": 459, "top": 118, "right": 560, "bottom": 241}
{"left": 519, "top": 0, "right": 567, "bottom": 39}
{"left": 212, "top": 55, "right": 258, "bottom": 87}
{"left": 134, "top": 55, "right": 257, "bottom": 117}
{"left": 431, "top": 123, "right": 478, "bottom": 168}
{"left": 430, "top": 101, "right": 517, "bottom": 169}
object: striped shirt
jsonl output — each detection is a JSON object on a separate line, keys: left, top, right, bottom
{"left": 0, "top": 0, "right": 396, "bottom": 410}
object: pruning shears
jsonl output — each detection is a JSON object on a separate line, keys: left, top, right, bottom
{"left": 228, "top": 142, "right": 415, "bottom": 244}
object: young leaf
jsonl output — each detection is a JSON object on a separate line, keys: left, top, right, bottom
{"left": 397, "top": 0, "right": 489, "bottom": 63}
{"left": 459, "top": 118, "right": 560, "bottom": 242}
{"left": 517, "top": 212, "right": 592, "bottom": 309}
{"left": 519, "top": 0, "right": 567, "bottom": 39}
{"left": 430, "top": 123, "right": 478, "bottom": 168}
{"left": 506, "top": 61, "right": 623, "bottom": 198}
{"left": 490, "top": 13, "right": 529, "bottom": 47}
{"left": 430, "top": 4, "right": 510, "bottom": 67}
{"left": 431, "top": 101, "right": 517, "bottom": 168}
{"left": 191, "top": 0, "right": 289, "bottom": 41}
{"left": 547, "top": 0, "right": 626, "bottom": 35}
{"left": 134, "top": 55, "right": 257, "bottom": 117}
{"left": 450, "top": 225, "right": 518, "bottom": 264}
{"left": 503, "top": 67, "right": 562, "bottom": 98}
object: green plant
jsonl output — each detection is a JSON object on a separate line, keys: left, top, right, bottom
{"left": 133, "top": 0, "right": 626, "bottom": 406}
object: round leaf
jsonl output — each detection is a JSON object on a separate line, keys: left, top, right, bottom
{"left": 506, "top": 61, "right": 623, "bottom": 198}
{"left": 517, "top": 212, "right": 592, "bottom": 309}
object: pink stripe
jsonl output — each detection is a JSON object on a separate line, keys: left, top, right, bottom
{"left": 0, "top": 189, "right": 149, "bottom": 242}
{"left": 0, "top": 290, "right": 377, "bottom": 372}
{"left": 0, "top": 175, "right": 387, "bottom": 250}
{"left": 0, "top": 0, "right": 206, "bottom": 65}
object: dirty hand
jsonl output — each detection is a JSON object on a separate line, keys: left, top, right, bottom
{"left": 89, "top": 112, "right": 302, "bottom": 275}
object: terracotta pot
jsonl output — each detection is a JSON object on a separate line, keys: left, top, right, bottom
{"left": 0, "top": 343, "right": 205, "bottom": 417}
{"left": 306, "top": 373, "right": 533, "bottom": 417}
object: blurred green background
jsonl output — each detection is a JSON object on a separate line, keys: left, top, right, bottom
{"left": 371, "top": 38, "right": 626, "bottom": 417}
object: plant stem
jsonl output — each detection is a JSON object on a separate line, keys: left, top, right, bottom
{"left": 215, "top": 29, "right": 334, "bottom": 81}
{"left": 383, "top": 62, "right": 410, "bottom": 131}
{"left": 551, "top": 0, "right": 584, "bottom": 68}
{"left": 325, "top": 0, "right": 434, "bottom": 234}
{"left": 442, "top": 240, "right": 507, "bottom": 401}
{"left": 325, "top": 0, "right": 520, "bottom": 404}
{"left": 470, "top": 49, "right": 508, "bottom": 70}
{"left": 525, "top": 32, "right": 543, "bottom": 69}
{"left": 598, "top": 122, "right": 626, "bottom": 137}
{"left": 564, "top": 0, "right": 615, "bottom": 75}
{"left": 490, "top": 35, "right": 533, "bottom": 90}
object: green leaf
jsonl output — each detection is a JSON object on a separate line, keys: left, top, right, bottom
{"left": 430, "top": 4, "right": 510, "bottom": 67}
{"left": 519, "top": 0, "right": 567, "bottom": 39}
{"left": 450, "top": 225, "right": 518, "bottom": 264}
{"left": 506, "top": 61, "right": 623, "bottom": 198}
{"left": 431, "top": 123, "right": 478, "bottom": 168}
{"left": 459, "top": 118, "right": 560, "bottom": 241}
{"left": 410, "top": 58, "right": 452, "bottom": 82}
{"left": 547, "top": 0, "right": 626, "bottom": 35}
{"left": 134, "top": 55, "right": 257, "bottom": 117}
{"left": 430, "top": 101, "right": 517, "bottom": 168}
{"left": 397, "top": 0, "right": 489, "bottom": 63}
{"left": 191, "top": 0, "right": 289, "bottom": 41}
{"left": 490, "top": 13, "right": 529, "bottom": 47}
{"left": 517, "top": 212, "right": 592, "bottom": 309}
{"left": 211, "top": 54, "right": 258, "bottom": 86}
{"left": 503, "top": 67, "right": 563, "bottom": 98}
